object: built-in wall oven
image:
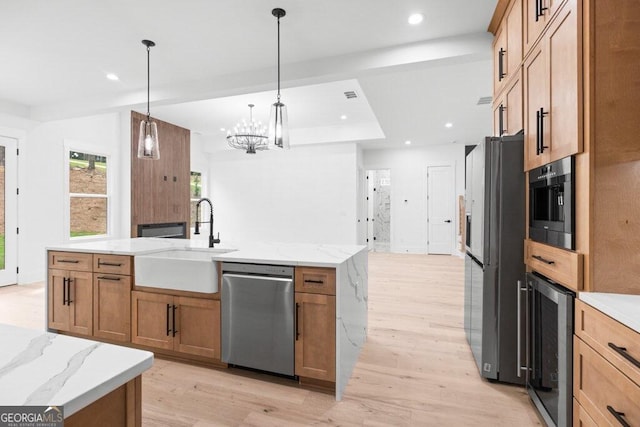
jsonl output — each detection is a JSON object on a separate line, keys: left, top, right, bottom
{"left": 520, "top": 272, "right": 574, "bottom": 427}
{"left": 529, "top": 156, "right": 574, "bottom": 250}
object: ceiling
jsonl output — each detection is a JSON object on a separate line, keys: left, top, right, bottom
{"left": 0, "top": 0, "right": 498, "bottom": 150}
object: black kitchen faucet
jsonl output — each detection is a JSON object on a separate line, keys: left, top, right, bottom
{"left": 194, "top": 197, "right": 220, "bottom": 247}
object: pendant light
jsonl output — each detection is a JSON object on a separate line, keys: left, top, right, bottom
{"left": 268, "top": 8, "right": 290, "bottom": 149}
{"left": 137, "top": 39, "right": 160, "bottom": 160}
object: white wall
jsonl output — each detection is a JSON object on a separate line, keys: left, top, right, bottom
{"left": 17, "top": 113, "right": 124, "bottom": 283}
{"left": 363, "top": 143, "right": 467, "bottom": 254}
{"left": 207, "top": 143, "right": 359, "bottom": 246}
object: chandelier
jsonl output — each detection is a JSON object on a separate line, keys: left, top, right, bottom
{"left": 226, "top": 104, "right": 269, "bottom": 154}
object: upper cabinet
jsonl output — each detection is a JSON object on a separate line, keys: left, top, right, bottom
{"left": 492, "top": 0, "right": 523, "bottom": 97}
{"left": 523, "top": 0, "right": 567, "bottom": 53}
{"left": 523, "top": 0, "right": 581, "bottom": 170}
{"left": 493, "top": 70, "right": 522, "bottom": 137}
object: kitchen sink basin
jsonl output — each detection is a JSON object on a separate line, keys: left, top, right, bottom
{"left": 135, "top": 249, "right": 232, "bottom": 293}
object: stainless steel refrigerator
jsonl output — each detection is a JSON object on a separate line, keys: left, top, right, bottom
{"left": 464, "top": 133, "right": 525, "bottom": 385}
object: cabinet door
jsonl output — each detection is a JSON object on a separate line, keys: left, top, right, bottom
{"left": 524, "top": 0, "right": 566, "bottom": 52}
{"left": 547, "top": 0, "right": 581, "bottom": 162}
{"left": 93, "top": 273, "right": 131, "bottom": 342}
{"left": 48, "top": 269, "right": 70, "bottom": 331}
{"left": 505, "top": 75, "right": 523, "bottom": 135}
{"left": 174, "top": 297, "right": 220, "bottom": 359}
{"left": 68, "top": 271, "right": 93, "bottom": 336}
{"left": 505, "top": 0, "right": 523, "bottom": 78}
{"left": 523, "top": 44, "right": 550, "bottom": 170}
{"left": 295, "top": 292, "right": 336, "bottom": 382}
{"left": 131, "top": 291, "right": 174, "bottom": 350}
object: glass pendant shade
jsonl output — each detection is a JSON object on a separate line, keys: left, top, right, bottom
{"left": 268, "top": 101, "right": 289, "bottom": 149}
{"left": 138, "top": 119, "right": 160, "bottom": 159}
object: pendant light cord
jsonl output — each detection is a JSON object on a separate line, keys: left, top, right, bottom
{"left": 277, "top": 15, "right": 281, "bottom": 102}
{"left": 146, "top": 45, "right": 151, "bottom": 121}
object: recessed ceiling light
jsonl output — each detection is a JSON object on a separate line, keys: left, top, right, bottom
{"left": 445, "top": 122, "right": 453, "bottom": 128}
{"left": 340, "top": 114, "right": 347, "bottom": 120}
{"left": 408, "top": 13, "right": 424, "bottom": 25}
{"left": 220, "top": 127, "right": 226, "bottom": 132}
{"left": 106, "top": 73, "right": 119, "bottom": 81}
{"left": 405, "top": 140, "right": 412, "bottom": 145}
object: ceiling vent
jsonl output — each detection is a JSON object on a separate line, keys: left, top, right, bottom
{"left": 344, "top": 91, "right": 358, "bottom": 99}
{"left": 477, "top": 96, "right": 493, "bottom": 105}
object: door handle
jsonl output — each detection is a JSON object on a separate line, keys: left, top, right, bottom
{"left": 608, "top": 343, "right": 640, "bottom": 369}
{"left": 444, "top": 220, "right": 452, "bottom": 223}
{"left": 517, "top": 281, "right": 528, "bottom": 377}
{"left": 498, "top": 48, "right": 506, "bottom": 81}
{"left": 166, "top": 304, "right": 171, "bottom": 336}
{"left": 295, "top": 303, "right": 301, "bottom": 341}
{"left": 62, "top": 277, "right": 68, "bottom": 306}
{"left": 536, "top": 109, "right": 541, "bottom": 155}
{"left": 539, "top": 108, "right": 549, "bottom": 153}
{"left": 96, "top": 276, "right": 121, "bottom": 281}
{"left": 607, "top": 405, "right": 631, "bottom": 427}
{"left": 532, "top": 254, "right": 555, "bottom": 265}
{"left": 98, "top": 260, "right": 123, "bottom": 267}
{"left": 172, "top": 305, "right": 178, "bottom": 337}
{"left": 499, "top": 104, "right": 505, "bottom": 136}
{"left": 66, "top": 278, "right": 73, "bottom": 304}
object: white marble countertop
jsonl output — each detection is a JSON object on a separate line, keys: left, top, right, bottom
{"left": 47, "top": 238, "right": 366, "bottom": 267}
{"left": 0, "top": 324, "right": 153, "bottom": 417}
{"left": 579, "top": 292, "right": 640, "bottom": 334}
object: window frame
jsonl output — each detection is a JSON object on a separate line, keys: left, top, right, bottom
{"left": 189, "top": 170, "right": 206, "bottom": 230}
{"left": 64, "top": 140, "right": 113, "bottom": 242}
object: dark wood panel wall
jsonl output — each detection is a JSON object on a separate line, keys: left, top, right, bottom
{"left": 130, "top": 111, "right": 190, "bottom": 237}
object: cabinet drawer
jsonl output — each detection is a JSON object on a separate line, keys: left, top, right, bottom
{"left": 48, "top": 251, "right": 93, "bottom": 272}
{"left": 574, "top": 336, "right": 640, "bottom": 426}
{"left": 574, "top": 398, "right": 598, "bottom": 427}
{"left": 575, "top": 299, "right": 640, "bottom": 387}
{"left": 525, "top": 239, "right": 582, "bottom": 291}
{"left": 295, "top": 267, "right": 336, "bottom": 295}
{"left": 94, "top": 254, "right": 132, "bottom": 275}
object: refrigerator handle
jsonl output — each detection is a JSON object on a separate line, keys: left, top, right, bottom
{"left": 517, "top": 280, "right": 528, "bottom": 378}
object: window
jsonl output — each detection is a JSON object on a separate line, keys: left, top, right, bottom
{"left": 68, "top": 151, "right": 109, "bottom": 238}
{"left": 190, "top": 171, "right": 202, "bottom": 226}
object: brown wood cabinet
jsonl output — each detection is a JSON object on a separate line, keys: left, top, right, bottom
{"left": 523, "top": 0, "right": 567, "bottom": 53}
{"left": 523, "top": 0, "right": 581, "bottom": 170}
{"left": 131, "top": 291, "right": 220, "bottom": 359}
{"left": 492, "top": 0, "right": 522, "bottom": 97}
{"left": 130, "top": 111, "right": 190, "bottom": 237}
{"left": 493, "top": 70, "right": 522, "bottom": 136}
{"left": 48, "top": 268, "right": 93, "bottom": 336}
{"left": 94, "top": 273, "right": 132, "bottom": 342}
{"left": 295, "top": 292, "right": 336, "bottom": 382}
{"left": 294, "top": 266, "right": 336, "bottom": 384}
{"left": 574, "top": 300, "right": 640, "bottom": 426}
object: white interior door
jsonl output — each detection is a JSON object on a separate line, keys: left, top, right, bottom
{"left": 0, "top": 136, "right": 18, "bottom": 286}
{"left": 427, "top": 165, "right": 454, "bottom": 255}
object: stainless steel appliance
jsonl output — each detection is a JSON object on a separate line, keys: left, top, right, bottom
{"left": 529, "top": 156, "right": 574, "bottom": 250}
{"left": 221, "top": 262, "right": 295, "bottom": 376}
{"left": 521, "top": 272, "right": 574, "bottom": 426}
{"left": 464, "top": 133, "right": 525, "bottom": 385}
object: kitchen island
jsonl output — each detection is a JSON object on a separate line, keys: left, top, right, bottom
{"left": 45, "top": 238, "right": 368, "bottom": 400}
{"left": 0, "top": 323, "right": 153, "bottom": 426}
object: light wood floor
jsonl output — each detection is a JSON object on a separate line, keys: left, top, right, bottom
{"left": 0, "top": 253, "right": 543, "bottom": 426}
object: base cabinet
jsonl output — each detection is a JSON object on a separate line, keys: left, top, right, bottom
{"left": 93, "top": 273, "right": 132, "bottom": 342}
{"left": 295, "top": 292, "right": 336, "bottom": 382}
{"left": 48, "top": 269, "right": 93, "bottom": 336}
{"left": 131, "top": 291, "right": 220, "bottom": 359}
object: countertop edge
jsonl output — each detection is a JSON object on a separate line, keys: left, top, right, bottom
{"left": 579, "top": 292, "right": 640, "bottom": 335}
{"left": 64, "top": 352, "right": 154, "bottom": 417}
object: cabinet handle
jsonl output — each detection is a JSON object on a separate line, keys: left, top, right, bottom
{"left": 57, "top": 259, "right": 79, "bottom": 264}
{"left": 532, "top": 254, "right": 555, "bottom": 265}
{"left": 536, "top": 109, "right": 541, "bottom": 155}
{"left": 607, "top": 405, "right": 631, "bottom": 427}
{"left": 538, "top": 108, "right": 549, "bottom": 153}
{"left": 166, "top": 304, "right": 172, "bottom": 336}
{"left": 97, "top": 276, "right": 121, "bottom": 281}
{"left": 98, "top": 260, "right": 123, "bottom": 267}
{"left": 62, "top": 277, "right": 68, "bottom": 306}
{"left": 66, "top": 278, "right": 73, "bottom": 304}
{"left": 498, "top": 48, "right": 506, "bottom": 81}
{"left": 608, "top": 343, "right": 640, "bottom": 369}
{"left": 536, "top": 0, "right": 548, "bottom": 21}
{"left": 295, "top": 303, "right": 300, "bottom": 341}
{"left": 172, "top": 305, "right": 178, "bottom": 337}
{"left": 304, "top": 279, "right": 324, "bottom": 285}
{"left": 499, "top": 104, "right": 506, "bottom": 136}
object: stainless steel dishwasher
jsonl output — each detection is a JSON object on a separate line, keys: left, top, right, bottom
{"left": 221, "top": 262, "right": 295, "bottom": 376}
